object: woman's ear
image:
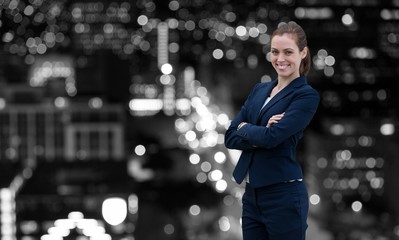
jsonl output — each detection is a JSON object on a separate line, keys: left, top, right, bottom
{"left": 301, "top": 47, "right": 308, "bottom": 59}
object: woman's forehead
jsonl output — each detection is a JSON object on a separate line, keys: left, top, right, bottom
{"left": 271, "top": 34, "right": 298, "bottom": 48}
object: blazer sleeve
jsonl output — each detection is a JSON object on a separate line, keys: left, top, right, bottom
{"left": 224, "top": 84, "right": 261, "bottom": 151}
{"left": 234, "top": 86, "right": 319, "bottom": 149}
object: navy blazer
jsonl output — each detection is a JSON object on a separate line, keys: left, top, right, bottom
{"left": 224, "top": 76, "right": 320, "bottom": 188}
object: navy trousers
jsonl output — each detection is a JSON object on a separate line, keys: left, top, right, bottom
{"left": 241, "top": 181, "right": 309, "bottom": 240}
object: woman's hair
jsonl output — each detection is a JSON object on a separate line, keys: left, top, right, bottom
{"left": 271, "top": 21, "right": 311, "bottom": 76}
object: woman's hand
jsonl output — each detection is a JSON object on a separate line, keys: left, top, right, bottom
{"left": 266, "top": 112, "right": 285, "bottom": 128}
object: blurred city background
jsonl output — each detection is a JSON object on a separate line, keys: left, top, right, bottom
{"left": 0, "top": 0, "right": 398, "bottom": 239}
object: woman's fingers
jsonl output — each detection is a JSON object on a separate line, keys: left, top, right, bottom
{"left": 266, "top": 112, "right": 285, "bottom": 128}
{"left": 274, "top": 112, "right": 285, "bottom": 119}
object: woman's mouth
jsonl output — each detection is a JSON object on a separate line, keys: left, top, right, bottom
{"left": 277, "top": 64, "right": 289, "bottom": 70}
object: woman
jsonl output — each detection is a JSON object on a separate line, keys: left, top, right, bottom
{"left": 224, "top": 21, "right": 320, "bottom": 240}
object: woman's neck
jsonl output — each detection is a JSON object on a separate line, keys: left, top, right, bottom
{"left": 271, "top": 75, "right": 301, "bottom": 97}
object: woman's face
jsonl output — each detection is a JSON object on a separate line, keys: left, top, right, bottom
{"left": 270, "top": 33, "right": 307, "bottom": 81}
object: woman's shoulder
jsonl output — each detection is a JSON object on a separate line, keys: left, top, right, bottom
{"left": 296, "top": 83, "right": 320, "bottom": 101}
{"left": 301, "top": 82, "right": 319, "bottom": 94}
{"left": 294, "top": 77, "right": 318, "bottom": 92}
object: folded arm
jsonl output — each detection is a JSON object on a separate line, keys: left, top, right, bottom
{"left": 225, "top": 89, "right": 319, "bottom": 150}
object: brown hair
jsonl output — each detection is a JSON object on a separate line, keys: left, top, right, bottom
{"left": 271, "top": 21, "right": 311, "bottom": 76}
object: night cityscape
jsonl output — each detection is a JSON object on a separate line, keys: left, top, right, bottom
{"left": 0, "top": 0, "right": 399, "bottom": 240}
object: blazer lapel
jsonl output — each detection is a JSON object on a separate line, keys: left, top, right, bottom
{"left": 257, "top": 76, "right": 307, "bottom": 121}
{"left": 251, "top": 81, "right": 276, "bottom": 122}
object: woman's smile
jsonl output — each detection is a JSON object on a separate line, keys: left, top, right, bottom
{"left": 276, "top": 63, "right": 289, "bottom": 70}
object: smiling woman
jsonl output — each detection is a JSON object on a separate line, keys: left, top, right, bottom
{"left": 224, "top": 21, "right": 320, "bottom": 240}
